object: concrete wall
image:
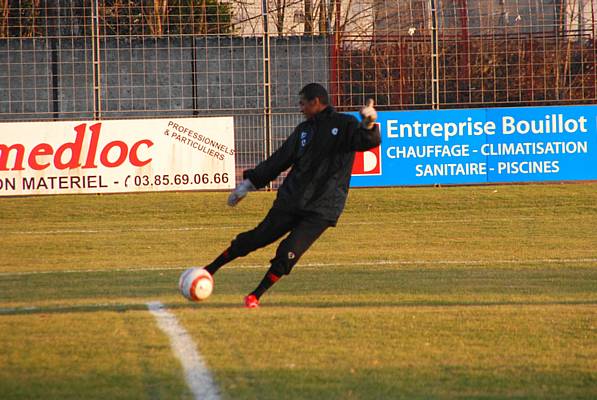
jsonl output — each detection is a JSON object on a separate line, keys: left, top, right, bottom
{"left": 0, "top": 35, "right": 329, "bottom": 173}
{"left": 0, "top": 35, "right": 328, "bottom": 121}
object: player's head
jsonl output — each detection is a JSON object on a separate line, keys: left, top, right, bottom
{"left": 299, "top": 83, "right": 329, "bottom": 118}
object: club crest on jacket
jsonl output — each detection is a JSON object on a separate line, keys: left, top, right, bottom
{"left": 300, "top": 131, "right": 308, "bottom": 147}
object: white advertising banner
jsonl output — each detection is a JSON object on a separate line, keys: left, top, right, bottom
{"left": 0, "top": 117, "right": 235, "bottom": 196}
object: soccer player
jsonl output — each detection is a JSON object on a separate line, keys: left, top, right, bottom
{"left": 203, "top": 83, "right": 380, "bottom": 308}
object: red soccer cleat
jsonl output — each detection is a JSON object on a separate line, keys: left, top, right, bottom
{"left": 244, "top": 294, "right": 260, "bottom": 309}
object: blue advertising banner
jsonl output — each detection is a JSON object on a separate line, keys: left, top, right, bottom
{"left": 350, "top": 104, "right": 597, "bottom": 186}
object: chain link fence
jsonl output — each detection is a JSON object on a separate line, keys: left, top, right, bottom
{"left": 338, "top": 0, "right": 596, "bottom": 110}
{"left": 1, "top": 1, "right": 595, "bottom": 181}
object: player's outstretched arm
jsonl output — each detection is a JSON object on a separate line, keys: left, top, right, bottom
{"left": 227, "top": 129, "right": 298, "bottom": 207}
{"left": 243, "top": 128, "right": 299, "bottom": 188}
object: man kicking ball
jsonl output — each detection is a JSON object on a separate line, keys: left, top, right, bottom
{"left": 203, "top": 83, "right": 380, "bottom": 308}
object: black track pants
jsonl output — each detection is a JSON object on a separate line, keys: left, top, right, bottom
{"left": 229, "top": 208, "right": 331, "bottom": 276}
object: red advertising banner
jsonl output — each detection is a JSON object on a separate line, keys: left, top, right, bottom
{"left": 0, "top": 117, "right": 235, "bottom": 196}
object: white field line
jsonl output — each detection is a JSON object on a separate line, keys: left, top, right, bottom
{"left": 147, "top": 301, "right": 220, "bottom": 400}
{"left": 0, "top": 217, "right": 542, "bottom": 235}
{"left": 1, "top": 258, "right": 596, "bottom": 277}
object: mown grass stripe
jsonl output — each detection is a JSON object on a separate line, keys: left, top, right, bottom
{"left": 0, "top": 258, "right": 595, "bottom": 277}
{"left": 0, "top": 216, "right": 544, "bottom": 235}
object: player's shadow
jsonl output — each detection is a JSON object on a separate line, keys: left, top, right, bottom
{"left": 0, "top": 302, "right": 207, "bottom": 316}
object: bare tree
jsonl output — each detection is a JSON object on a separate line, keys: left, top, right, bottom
{"left": 264, "top": 0, "right": 304, "bottom": 35}
{"left": 317, "top": 0, "right": 327, "bottom": 33}
{"left": 304, "top": 0, "right": 313, "bottom": 33}
{"left": 143, "top": 0, "right": 169, "bottom": 36}
{"left": 272, "top": 0, "right": 289, "bottom": 35}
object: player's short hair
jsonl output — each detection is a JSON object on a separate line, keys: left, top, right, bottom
{"left": 299, "top": 83, "right": 329, "bottom": 105}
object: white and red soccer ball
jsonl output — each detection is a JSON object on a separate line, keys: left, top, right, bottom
{"left": 179, "top": 268, "right": 213, "bottom": 301}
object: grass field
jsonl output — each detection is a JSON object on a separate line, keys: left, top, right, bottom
{"left": 1, "top": 184, "right": 596, "bottom": 399}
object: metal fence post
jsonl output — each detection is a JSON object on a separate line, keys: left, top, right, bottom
{"left": 91, "top": 0, "right": 102, "bottom": 120}
{"left": 261, "top": 0, "right": 273, "bottom": 189}
{"left": 430, "top": 0, "right": 440, "bottom": 110}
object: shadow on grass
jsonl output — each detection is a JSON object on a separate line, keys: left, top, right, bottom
{"left": 1, "top": 299, "right": 596, "bottom": 316}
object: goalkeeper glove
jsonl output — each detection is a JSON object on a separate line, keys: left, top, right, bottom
{"left": 227, "top": 179, "right": 256, "bottom": 207}
{"left": 359, "top": 99, "right": 377, "bottom": 130}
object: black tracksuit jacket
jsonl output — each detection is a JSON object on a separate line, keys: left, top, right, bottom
{"left": 244, "top": 106, "right": 381, "bottom": 224}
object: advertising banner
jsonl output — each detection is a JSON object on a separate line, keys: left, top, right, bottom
{"left": 351, "top": 105, "right": 597, "bottom": 186}
{"left": 0, "top": 117, "right": 235, "bottom": 196}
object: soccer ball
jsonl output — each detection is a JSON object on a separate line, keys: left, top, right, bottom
{"left": 179, "top": 267, "right": 214, "bottom": 301}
